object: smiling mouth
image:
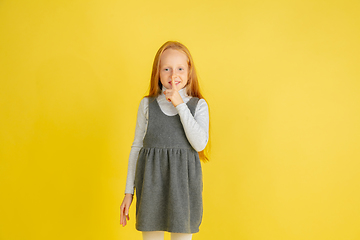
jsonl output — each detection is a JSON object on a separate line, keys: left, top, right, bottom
{"left": 169, "top": 81, "right": 181, "bottom": 85}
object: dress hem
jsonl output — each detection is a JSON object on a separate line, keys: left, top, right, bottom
{"left": 136, "top": 227, "right": 199, "bottom": 234}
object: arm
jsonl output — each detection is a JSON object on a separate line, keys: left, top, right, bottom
{"left": 120, "top": 97, "right": 148, "bottom": 227}
{"left": 175, "top": 99, "right": 209, "bottom": 152}
{"left": 124, "top": 97, "right": 148, "bottom": 194}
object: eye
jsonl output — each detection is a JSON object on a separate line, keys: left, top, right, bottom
{"left": 164, "top": 68, "right": 169, "bottom": 71}
{"left": 179, "top": 68, "right": 183, "bottom": 71}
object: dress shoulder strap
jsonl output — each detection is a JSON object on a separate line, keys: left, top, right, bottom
{"left": 186, "top": 97, "right": 200, "bottom": 116}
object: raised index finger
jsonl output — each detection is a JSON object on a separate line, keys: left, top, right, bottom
{"left": 171, "top": 75, "right": 178, "bottom": 91}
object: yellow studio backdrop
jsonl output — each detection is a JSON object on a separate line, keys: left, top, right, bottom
{"left": 0, "top": 0, "right": 359, "bottom": 239}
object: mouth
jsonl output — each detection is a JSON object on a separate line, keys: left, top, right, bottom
{"left": 169, "top": 81, "right": 181, "bottom": 85}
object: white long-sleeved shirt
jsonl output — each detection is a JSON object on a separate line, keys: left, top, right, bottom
{"left": 124, "top": 86, "right": 209, "bottom": 194}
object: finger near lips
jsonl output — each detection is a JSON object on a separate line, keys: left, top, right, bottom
{"left": 171, "top": 76, "right": 178, "bottom": 90}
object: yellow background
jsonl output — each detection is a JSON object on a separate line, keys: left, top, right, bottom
{"left": 1, "top": 0, "right": 359, "bottom": 239}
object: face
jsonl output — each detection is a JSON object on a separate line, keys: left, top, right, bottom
{"left": 159, "top": 48, "right": 189, "bottom": 90}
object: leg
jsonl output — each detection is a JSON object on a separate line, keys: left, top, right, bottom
{"left": 142, "top": 231, "right": 165, "bottom": 240}
{"left": 171, "top": 233, "right": 193, "bottom": 240}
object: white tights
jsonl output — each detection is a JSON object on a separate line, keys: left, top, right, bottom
{"left": 142, "top": 231, "right": 192, "bottom": 240}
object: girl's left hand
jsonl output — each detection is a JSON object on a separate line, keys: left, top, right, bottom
{"left": 164, "top": 76, "right": 184, "bottom": 107}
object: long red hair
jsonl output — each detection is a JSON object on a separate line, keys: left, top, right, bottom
{"left": 146, "top": 41, "right": 210, "bottom": 162}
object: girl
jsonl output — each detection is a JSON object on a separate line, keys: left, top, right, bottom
{"left": 120, "top": 41, "right": 210, "bottom": 240}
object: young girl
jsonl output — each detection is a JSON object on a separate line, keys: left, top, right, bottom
{"left": 120, "top": 41, "right": 210, "bottom": 240}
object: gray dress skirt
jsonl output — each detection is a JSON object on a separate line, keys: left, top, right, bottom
{"left": 134, "top": 96, "right": 203, "bottom": 233}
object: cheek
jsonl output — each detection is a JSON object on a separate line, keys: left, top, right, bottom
{"left": 181, "top": 71, "right": 189, "bottom": 81}
{"left": 160, "top": 72, "right": 167, "bottom": 81}
{"left": 180, "top": 70, "right": 188, "bottom": 77}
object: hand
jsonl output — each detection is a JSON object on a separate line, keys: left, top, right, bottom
{"left": 163, "top": 75, "right": 184, "bottom": 107}
{"left": 120, "top": 193, "right": 133, "bottom": 227}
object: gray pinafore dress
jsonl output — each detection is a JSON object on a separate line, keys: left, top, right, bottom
{"left": 134, "top": 96, "right": 203, "bottom": 233}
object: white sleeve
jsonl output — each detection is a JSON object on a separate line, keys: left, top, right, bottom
{"left": 124, "top": 97, "right": 148, "bottom": 195}
{"left": 175, "top": 98, "right": 209, "bottom": 152}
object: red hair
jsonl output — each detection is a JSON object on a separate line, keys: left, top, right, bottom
{"left": 146, "top": 41, "right": 210, "bottom": 162}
